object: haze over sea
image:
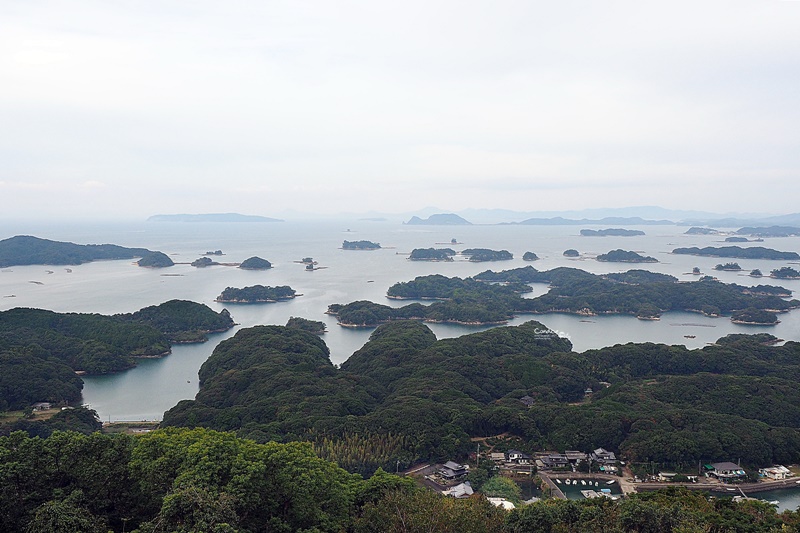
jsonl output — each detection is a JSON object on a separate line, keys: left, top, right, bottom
{"left": 2, "top": 219, "right": 800, "bottom": 424}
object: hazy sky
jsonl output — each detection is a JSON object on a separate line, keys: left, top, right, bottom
{"left": 2, "top": 1, "right": 799, "bottom": 219}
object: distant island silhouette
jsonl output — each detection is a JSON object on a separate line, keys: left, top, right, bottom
{"left": 147, "top": 213, "right": 283, "bottom": 223}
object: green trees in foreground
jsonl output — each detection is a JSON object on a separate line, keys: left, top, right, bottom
{"left": 1, "top": 428, "right": 799, "bottom": 532}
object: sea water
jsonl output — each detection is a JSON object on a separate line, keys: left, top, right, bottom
{"left": 1, "top": 219, "right": 799, "bottom": 421}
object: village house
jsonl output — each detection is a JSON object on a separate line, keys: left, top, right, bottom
{"left": 519, "top": 395, "right": 536, "bottom": 407}
{"left": 443, "top": 481, "right": 473, "bottom": 498}
{"left": 438, "top": 461, "right": 469, "bottom": 480}
{"left": 590, "top": 447, "right": 617, "bottom": 465}
{"left": 506, "top": 450, "right": 532, "bottom": 465}
{"left": 565, "top": 450, "right": 588, "bottom": 464}
{"left": 538, "top": 453, "right": 569, "bottom": 470}
{"left": 489, "top": 452, "right": 506, "bottom": 463}
{"left": 759, "top": 465, "right": 791, "bottom": 480}
{"left": 31, "top": 402, "right": 52, "bottom": 411}
{"left": 705, "top": 462, "right": 747, "bottom": 483}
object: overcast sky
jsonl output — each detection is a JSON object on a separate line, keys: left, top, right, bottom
{"left": 2, "top": 1, "right": 799, "bottom": 220}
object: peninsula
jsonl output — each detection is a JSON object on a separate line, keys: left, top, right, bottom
{"left": 137, "top": 251, "right": 175, "bottom": 267}
{"left": 672, "top": 246, "right": 800, "bottom": 260}
{"left": 0, "top": 235, "right": 155, "bottom": 267}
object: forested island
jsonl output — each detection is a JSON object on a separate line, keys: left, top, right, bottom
{"left": 343, "top": 240, "right": 381, "bottom": 250}
{"left": 216, "top": 284, "right": 297, "bottom": 303}
{"left": 461, "top": 248, "right": 513, "bottom": 262}
{"left": 736, "top": 225, "right": 800, "bottom": 237}
{"left": 408, "top": 248, "right": 456, "bottom": 261}
{"left": 672, "top": 246, "right": 800, "bottom": 260}
{"left": 684, "top": 227, "right": 720, "bottom": 235}
{"left": 147, "top": 213, "right": 283, "bottom": 222}
{"left": 596, "top": 249, "right": 658, "bottom": 263}
{"left": 714, "top": 262, "right": 742, "bottom": 271}
{"left": 731, "top": 307, "right": 779, "bottom": 325}
{"left": 772, "top": 266, "right": 800, "bottom": 279}
{"left": 580, "top": 228, "right": 645, "bottom": 236}
{"left": 239, "top": 256, "right": 272, "bottom": 270}
{"left": 328, "top": 267, "right": 798, "bottom": 326}
{"left": 137, "top": 251, "right": 174, "bottom": 267}
{"left": 286, "top": 316, "right": 327, "bottom": 334}
{"left": 0, "top": 235, "right": 155, "bottom": 267}
{"left": 563, "top": 249, "right": 579, "bottom": 257}
{"left": 0, "top": 301, "right": 233, "bottom": 410}
{"left": 190, "top": 256, "right": 216, "bottom": 267}
{"left": 522, "top": 251, "right": 539, "bottom": 261}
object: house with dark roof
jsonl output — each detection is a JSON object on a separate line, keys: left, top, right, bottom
{"left": 439, "top": 461, "right": 468, "bottom": 479}
{"left": 539, "top": 453, "right": 569, "bottom": 469}
{"left": 519, "top": 395, "right": 536, "bottom": 407}
{"left": 565, "top": 450, "right": 587, "bottom": 464}
{"left": 590, "top": 447, "right": 617, "bottom": 465}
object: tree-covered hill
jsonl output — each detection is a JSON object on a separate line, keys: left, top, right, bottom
{"left": 117, "top": 299, "right": 235, "bottom": 342}
{"left": 0, "top": 302, "right": 234, "bottom": 410}
{"left": 0, "top": 235, "right": 155, "bottom": 267}
{"left": 163, "top": 320, "right": 800, "bottom": 474}
{"left": 3, "top": 429, "right": 796, "bottom": 532}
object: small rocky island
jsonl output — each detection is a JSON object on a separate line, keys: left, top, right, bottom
{"left": 408, "top": 248, "right": 456, "bottom": 261}
{"left": 137, "top": 251, "right": 175, "bottom": 268}
{"left": 580, "top": 228, "right": 645, "bottom": 237}
{"left": 523, "top": 251, "right": 539, "bottom": 261}
{"left": 563, "top": 249, "right": 580, "bottom": 257}
{"left": 191, "top": 257, "right": 217, "bottom": 267}
{"left": 239, "top": 256, "right": 272, "bottom": 270}
{"left": 460, "top": 248, "right": 513, "bottom": 262}
{"left": 596, "top": 249, "right": 658, "bottom": 263}
{"left": 216, "top": 285, "right": 297, "bottom": 303}
{"left": 342, "top": 240, "right": 381, "bottom": 250}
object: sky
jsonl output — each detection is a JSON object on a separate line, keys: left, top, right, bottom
{"left": 2, "top": 0, "right": 800, "bottom": 220}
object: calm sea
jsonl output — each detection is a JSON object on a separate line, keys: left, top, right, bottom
{"left": 2, "top": 219, "right": 799, "bottom": 424}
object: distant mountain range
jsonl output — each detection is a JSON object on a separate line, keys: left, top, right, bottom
{"left": 148, "top": 213, "right": 283, "bottom": 223}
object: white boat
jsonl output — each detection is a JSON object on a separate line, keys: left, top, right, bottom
{"left": 606, "top": 480, "right": 616, "bottom": 485}
{"left": 555, "top": 479, "right": 561, "bottom": 484}
{"left": 594, "top": 481, "right": 599, "bottom": 486}
{"left": 581, "top": 480, "right": 586, "bottom": 485}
